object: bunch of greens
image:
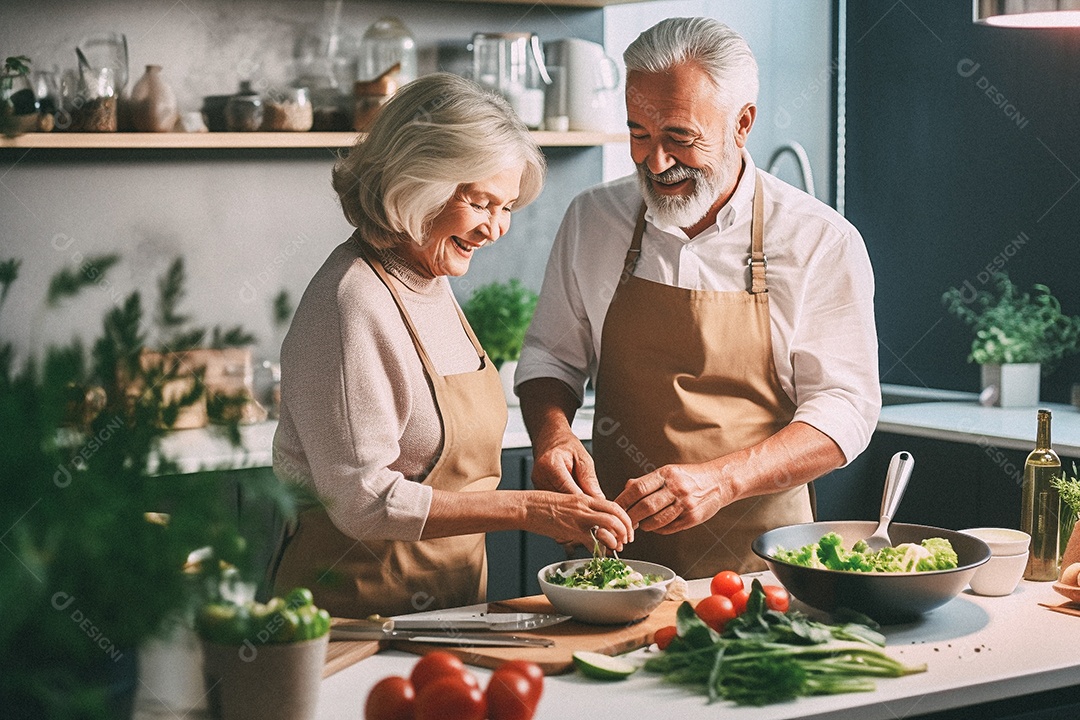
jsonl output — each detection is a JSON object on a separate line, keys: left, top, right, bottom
{"left": 461, "top": 279, "right": 538, "bottom": 368}
{"left": 0, "top": 256, "right": 299, "bottom": 719}
{"left": 546, "top": 534, "right": 662, "bottom": 590}
{"left": 196, "top": 587, "right": 330, "bottom": 646}
{"left": 1051, "top": 464, "right": 1080, "bottom": 517}
{"left": 644, "top": 581, "right": 925, "bottom": 706}
{"left": 942, "top": 272, "right": 1080, "bottom": 367}
{"left": 775, "top": 532, "right": 957, "bottom": 573}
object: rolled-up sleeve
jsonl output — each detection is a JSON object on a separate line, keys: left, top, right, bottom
{"left": 788, "top": 229, "right": 880, "bottom": 465}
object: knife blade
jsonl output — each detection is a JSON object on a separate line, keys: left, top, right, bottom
{"left": 386, "top": 610, "right": 570, "bottom": 632}
{"left": 329, "top": 625, "right": 554, "bottom": 647}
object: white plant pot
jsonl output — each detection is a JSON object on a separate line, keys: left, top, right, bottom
{"left": 980, "top": 363, "right": 1041, "bottom": 408}
{"left": 499, "top": 360, "right": 519, "bottom": 406}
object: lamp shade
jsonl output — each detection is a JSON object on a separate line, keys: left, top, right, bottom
{"left": 974, "top": 0, "right": 1080, "bottom": 27}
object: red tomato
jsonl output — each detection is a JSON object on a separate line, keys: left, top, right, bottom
{"left": 730, "top": 588, "right": 750, "bottom": 615}
{"left": 409, "top": 651, "right": 471, "bottom": 696}
{"left": 709, "top": 570, "right": 745, "bottom": 598}
{"left": 695, "top": 593, "right": 737, "bottom": 632}
{"left": 653, "top": 625, "right": 678, "bottom": 651}
{"left": 487, "top": 668, "right": 538, "bottom": 720}
{"left": 415, "top": 675, "right": 486, "bottom": 720}
{"left": 763, "top": 585, "right": 791, "bottom": 613}
{"left": 365, "top": 676, "right": 416, "bottom": 720}
{"left": 495, "top": 660, "right": 544, "bottom": 707}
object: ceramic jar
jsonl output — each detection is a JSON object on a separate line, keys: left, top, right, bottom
{"left": 225, "top": 81, "right": 263, "bottom": 132}
{"left": 128, "top": 65, "right": 179, "bottom": 132}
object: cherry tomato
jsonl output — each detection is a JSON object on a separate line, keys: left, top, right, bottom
{"left": 730, "top": 588, "right": 750, "bottom": 615}
{"left": 709, "top": 570, "right": 745, "bottom": 598}
{"left": 365, "top": 676, "right": 416, "bottom": 720}
{"left": 487, "top": 668, "right": 538, "bottom": 720}
{"left": 695, "top": 593, "right": 737, "bottom": 632}
{"left": 495, "top": 660, "right": 544, "bottom": 707}
{"left": 410, "top": 651, "right": 472, "bottom": 696}
{"left": 415, "top": 675, "right": 486, "bottom": 720}
{"left": 763, "top": 585, "right": 791, "bottom": 613}
{"left": 653, "top": 625, "right": 678, "bottom": 651}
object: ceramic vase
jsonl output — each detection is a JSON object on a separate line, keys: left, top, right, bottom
{"left": 129, "top": 65, "right": 178, "bottom": 132}
{"left": 980, "top": 362, "right": 1040, "bottom": 408}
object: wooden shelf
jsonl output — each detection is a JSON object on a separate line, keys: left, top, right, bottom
{"left": 0, "top": 130, "right": 628, "bottom": 150}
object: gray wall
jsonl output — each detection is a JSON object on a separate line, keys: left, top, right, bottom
{"left": 1, "top": 0, "right": 832, "bottom": 372}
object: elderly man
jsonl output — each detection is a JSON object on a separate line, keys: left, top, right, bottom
{"left": 516, "top": 17, "right": 880, "bottom": 577}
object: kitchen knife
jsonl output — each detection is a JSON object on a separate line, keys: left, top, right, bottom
{"left": 329, "top": 625, "right": 554, "bottom": 647}
{"left": 386, "top": 611, "right": 569, "bottom": 632}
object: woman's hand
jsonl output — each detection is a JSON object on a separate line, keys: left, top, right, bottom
{"left": 524, "top": 491, "right": 634, "bottom": 551}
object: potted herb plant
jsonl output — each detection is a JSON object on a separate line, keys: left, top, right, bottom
{"left": 461, "top": 279, "right": 539, "bottom": 406}
{"left": 1052, "top": 469, "right": 1080, "bottom": 573}
{"left": 942, "top": 272, "right": 1080, "bottom": 407}
{"left": 1, "top": 55, "right": 38, "bottom": 137}
{"left": 0, "top": 255, "right": 298, "bottom": 720}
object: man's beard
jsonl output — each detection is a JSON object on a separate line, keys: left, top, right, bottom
{"left": 635, "top": 143, "right": 740, "bottom": 229}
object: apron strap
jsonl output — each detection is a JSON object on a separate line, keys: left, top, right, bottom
{"left": 622, "top": 204, "right": 648, "bottom": 280}
{"left": 354, "top": 235, "right": 486, "bottom": 376}
{"left": 749, "top": 173, "right": 768, "bottom": 295}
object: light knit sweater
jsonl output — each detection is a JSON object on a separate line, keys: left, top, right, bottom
{"left": 273, "top": 238, "right": 481, "bottom": 541}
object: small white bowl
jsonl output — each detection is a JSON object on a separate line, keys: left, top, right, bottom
{"left": 960, "top": 527, "right": 1030, "bottom": 556}
{"left": 968, "top": 551, "right": 1028, "bottom": 596}
{"left": 537, "top": 559, "right": 675, "bottom": 625}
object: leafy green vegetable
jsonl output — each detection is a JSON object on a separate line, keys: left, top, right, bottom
{"left": 1051, "top": 464, "right": 1080, "bottom": 516}
{"left": 546, "top": 534, "right": 662, "bottom": 589}
{"left": 461, "top": 279, "right": 538, "bottom": 367}
{"left": 774, "top": 532, "right": 958, "bottom": 573}
{"left": 644, "top": 581, "right": 924, "bottom": 706}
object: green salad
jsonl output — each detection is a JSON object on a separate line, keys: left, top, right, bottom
{"left": 774, "top": 532, "right": 958, "bottom": 573}
{"left": 546, "top": 532, "right": 663, "bottom": 589}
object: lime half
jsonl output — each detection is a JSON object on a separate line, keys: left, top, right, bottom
{"left": 572, "top": 651, "right": 637, "bottom": 680}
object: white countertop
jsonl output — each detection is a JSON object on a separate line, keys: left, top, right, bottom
{"left": 153, "top": 406, "right": 595, "bottom": 474}
{"left": 314, "top": 574, "right": 1079, "bottom": 720}
{"left": 877, "top": 401, "right": 1080, "bottom": 458}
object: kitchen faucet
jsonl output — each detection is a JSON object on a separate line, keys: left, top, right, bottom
{"left": 766, "top": 141, "right": 815, "bottom": 198}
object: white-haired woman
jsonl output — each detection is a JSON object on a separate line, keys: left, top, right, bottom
{"left": 270, "top": 73, "right": 633, "bottom": 619}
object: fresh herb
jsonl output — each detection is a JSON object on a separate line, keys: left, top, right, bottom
{"left": 46, "top": 254, "right": 121, "bottom": 306}
{"left": 1052, "top": 464, "right": 1080, "bottom": 516}
{"left": 774, "top": 532, "right": 958, "bottom": 573}
{"left": 644, "top": 581, "right": 924, "bottom": 706}
{"left": 461, "top": 279, "right": 538, "bottom": 368}
{"left": 546, "top": 533, "right": 662, "bottom": 589}
{"left": 942, "top": 272, "right": 1080, "bottom": 368}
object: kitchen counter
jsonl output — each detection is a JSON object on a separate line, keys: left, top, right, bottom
{"left": 877, "top": 401, "right": 1080, "bottom": 459}
{"left": 313, "top": 575, "right": 1080, "bottom": 720}
{"left": 153, "top": 405, "right": 596, "bottom": 474}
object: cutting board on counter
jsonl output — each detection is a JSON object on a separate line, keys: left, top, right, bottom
{"left": 390, "top": 595, "right": 684, "bottom": 675}
{"left": 324, "top": 619, "right": 383, "bottom": 678}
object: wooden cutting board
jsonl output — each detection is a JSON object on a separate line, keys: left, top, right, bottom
{"left": 324, "top": 619, "right": 383, "bottom": 678}
{"left": 390, "top": 595, "right": 685, "bottom": 675}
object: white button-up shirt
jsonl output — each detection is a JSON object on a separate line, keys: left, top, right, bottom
{"left": 516, "top": 152, "right": 881, "bottom": 464}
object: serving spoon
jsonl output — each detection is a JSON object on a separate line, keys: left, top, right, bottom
{"left": 863, "top": 451, "right": 915, "bottom": 551}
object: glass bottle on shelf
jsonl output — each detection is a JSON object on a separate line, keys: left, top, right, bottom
{"left": 1021, "top": 408, "right": 1061, "bottom": 581}
{"left": 359, "top": 17, "right": 417, "bottom": 84}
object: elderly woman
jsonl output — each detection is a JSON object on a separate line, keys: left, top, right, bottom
{"left": 270, "top": 73, "right": 633, "bottom": 619}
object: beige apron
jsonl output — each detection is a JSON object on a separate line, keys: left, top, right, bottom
{"left": 593, "top": 174, "right": 813, "bottom": 579}
{"left": 272, "top": 245, "right": 507, "bottom": 619}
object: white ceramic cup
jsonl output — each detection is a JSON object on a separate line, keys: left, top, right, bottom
{"left": 962, "top": 527, "right": 1031, "bottom": 596}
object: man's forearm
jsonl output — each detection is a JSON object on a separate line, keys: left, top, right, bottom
{"left": 517, "top": 377, "right": 582, "bottom": 454}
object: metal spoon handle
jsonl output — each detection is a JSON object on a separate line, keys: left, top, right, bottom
{"left": 880, "top": 451, "right": 915, "bottom": 523}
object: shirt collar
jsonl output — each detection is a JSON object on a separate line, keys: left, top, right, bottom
{"left": 643, "top": 149, "right": 758, "bottom": 240}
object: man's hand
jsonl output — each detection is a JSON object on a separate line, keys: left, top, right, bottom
{"left": 614, "top": 463, "right": 726, "bottom": 534}
{"left": 531, "top": 433, "right": 604, "bottom": 498}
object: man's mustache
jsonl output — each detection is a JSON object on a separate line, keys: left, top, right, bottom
{"left": 639, "top": 163, "right": 705, "bottom": 185}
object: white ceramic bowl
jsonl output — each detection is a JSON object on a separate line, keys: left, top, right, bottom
{"left": 960, "top": 527, "right": 1031, "bottom": 556}
{"left": 537, "top": 559, "right": 675, "bottom": 625}
{"left": 968, "top": 551, "right": 1028, "bottom": 596}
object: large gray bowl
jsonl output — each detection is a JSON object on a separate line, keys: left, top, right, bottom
{"left": 752, "top": 521, "right": 991, "bottom": 624}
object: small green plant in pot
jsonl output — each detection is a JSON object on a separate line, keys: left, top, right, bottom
{"left": 942, "top": 272, "right": 1080, "bottom": 407}
{"left": 462, "top": 279, "right": 539, "bottom": 405}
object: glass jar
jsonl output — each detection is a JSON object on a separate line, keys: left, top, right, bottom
{"left": 359, "top": 17, "right": 417, "bottom": 84}
{"left": 1, "top": 70, "right": 40, "bottom": 136}
{"left": 262, "top": 87, "right": 314, "bottom": 131}
{"left": 70, "top": 66, "right": 118, "bottom": 132}
{"left": 225, "top": 81, "right": 263, "bottom": 132}
{"left": 353, "top": 72, "right": 398, "bottom": 132}
{"left": 472, "top": 32, "right": 550, "bottom": 129}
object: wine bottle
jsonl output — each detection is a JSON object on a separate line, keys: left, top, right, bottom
{"left": 1021, "top": 408, "right": 1061, "bottom": 581}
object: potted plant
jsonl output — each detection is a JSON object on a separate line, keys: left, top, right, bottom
{"left": 1052, "top": 469, "right": 1080, "bottom": 572}
{"left": 942, "top": 272, "right": 1080, "bottom": 407}
{"left": 0, "top": 255, "right": 298, "bottom": 719}
{"left": 461, "top": 279, "right": 539, "bottom": 406}
{"left": 1, "top": 55, "right": 39, "bottom": 137}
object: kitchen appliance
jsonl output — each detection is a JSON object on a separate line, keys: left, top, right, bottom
{"left": 472, "top": 32, "right": 551, "bottom": 129}
{"left": 543, "top": 38, "right": 621, "bottom": 133}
